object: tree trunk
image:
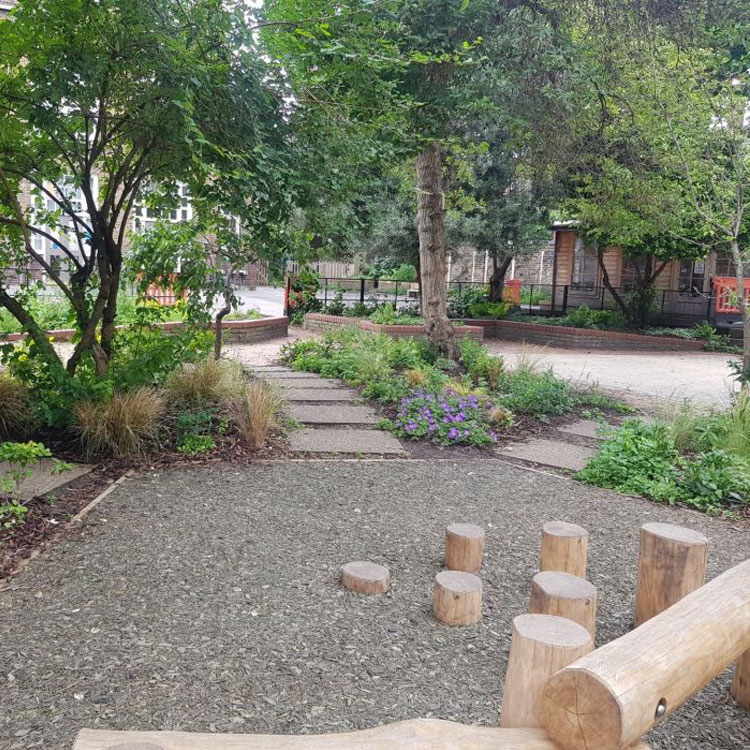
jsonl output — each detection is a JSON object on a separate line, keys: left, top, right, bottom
{"left": 488, "top": 255, "right": 512, "bottom": 302}
{"left": 595, "top": 243, "right": 632, "bottom": 324}
{"left": 416, "top": 144, "right": 456, "bottom": 357}
{"left": 730, "top": 237, "right": 750, "bottom": 384}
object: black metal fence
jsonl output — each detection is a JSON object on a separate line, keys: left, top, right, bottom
{"left": 312, "top": 277, "right": 717, "bottom": 327}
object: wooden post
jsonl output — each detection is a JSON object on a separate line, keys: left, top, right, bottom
{"left": 501, "top": 614, "right": 593, "bottom": 728}
{"left": 433, "top": 570, "right": 482, "bottom": 625}
{"left": 529, "top": 571, "right": 597, "bottom": 639}
{"left": 445, "top": 523, "right": 485, "bottom": 573}
{"left": 633, "top": 522, "right": 708, "bottom": 627}
{"left": 731, "top": 648, "right": 750, "bottom": 709}
{"left": 540, "top": 521, "right": 588, "bottom": 578}
{"left": 341, "top": 561, "right": 390, "bottom": 595}
{"left": 541, "top": 558, "right": 750, "bottom": 750}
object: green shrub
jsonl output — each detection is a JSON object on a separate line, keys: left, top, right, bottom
{"left": 447, "top": 286, "right": 488, "bottom": 318}
{"left": 369, "top": 304, "right": 423, "bottom": 326}
{"left": 496, "top": 368, "right": 577, "bottom": 418}
{"left": 459, "top": 338, "right": 505, "bottom": 389}
{"left": 467, "top": 301, "right": 511, "bottom": 320}
{"left": 564, "top": 305, "right": 625, "bottom": 329}
{"left": 382, "top": 263, "right": 417, "bottom": 282}
{"left": 323, "top": 292, "right": 346, "bottom": 316}
{"left": 578, "top": 419, "right": 750, "bottom": 511}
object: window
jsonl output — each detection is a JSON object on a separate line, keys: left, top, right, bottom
{"left": 678, "top": 259, "right": 705, "bottom": 295}
{"left": 621, "top": 256, "right": 649, "bottom": 292}
{"left": 571, "top": 238, "right": 598, "bottom": 290}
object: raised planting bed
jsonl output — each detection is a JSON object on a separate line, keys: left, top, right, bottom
{"left": 1, "top": 316, "right": 289, "bottom": 345}
{"left": 485, "top": 319, "right": 705, "bottom": 351}
{"left": 304, "top": 313, "right": 484, "bottom": 341}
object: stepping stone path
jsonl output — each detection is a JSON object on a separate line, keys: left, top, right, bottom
{"left": 496, "top": 438, "right": 596, "bottom": 472}
{"left": 2, "top": 458, "right": 92, "bottom": 502}
{"left": 252, "top": 365, "right": 407, "bottom": 457}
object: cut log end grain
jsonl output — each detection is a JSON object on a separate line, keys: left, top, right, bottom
{"left": 634, "top": 522, "right": 708, "bottom": 627}
{"left": 341, "top": 561, "right": 390, "bottom": 595}
{"left": 530, "top": 571, "right": 598, "bottom": 639}
{"left": 445, "top": 523, "right": 486, "bottom": 573}
{"left": 501, "top": 614, "right": 594, "bottom": 729}
{"left": 540, "top": 521, "right": 588, "bottom": 578}
{"left": 433, "top": 570, "right": 482, "bottom": 626}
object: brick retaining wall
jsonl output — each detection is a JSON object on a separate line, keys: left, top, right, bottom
{"left": 488, "top": 319, "right": 705, "bottom": 351}
{"left": 304, "top": 313, "right": 484, "bottom": 341}
{"left": 1, "top": 317, "right": 289, "bottom": 345}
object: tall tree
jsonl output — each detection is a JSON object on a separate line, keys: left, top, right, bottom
{"left": 0, "top": 0, "right": 291, "bottom": 379}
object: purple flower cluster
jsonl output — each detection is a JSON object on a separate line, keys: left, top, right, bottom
{"left": 392, "top": 388, "right": 497, "bottom": 446}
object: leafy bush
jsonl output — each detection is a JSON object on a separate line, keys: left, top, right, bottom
{"left": 0, "top": 374, "right": 32, "bottom": 438}
{"left": 287, "top": 268, "right": 322, "bottom": 322}
{"left": 382, "top": 263, "right": 417, "bottom": 282}
{"left": 175, "top": 406, "right": 227, "bottom": 455}
{"left": 166, "top": 358, "right": 245, "bottom": 404}
{"left": 74, "top": 388, "right": 166, "bottom": 457}
{"left": 564, "top": 305, "right": 625, "bottom": 329}
{"left": 447, "top": 286, "right": 488, "bottom": 318}
{"left": 467, "top": 301, "right": 511, "bottom": 320}
{"left": 228, "top": 381, "right": 281, "bottom": 449}
{"left": 460, "top": 338, "right": 505, "bottom": 389}
{"left": 386, "top": 388, "right": 499, "bottom": 446}
{"left": 369, "top": 304, "right": 423, "bottom": 326}
{"left": 578, "top": 419, "right": 750, "bottom": 511}
{"left": 496, "top": 368, "right": 577, "bottom": 418}
{"left": 323, "top": 292, "right": 346, "bottom": 316}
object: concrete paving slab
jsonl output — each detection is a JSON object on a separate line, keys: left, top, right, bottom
{"left": 1, "top": 458, "right": 92, "bottom": 502}
{"left": 496, "top": 438, "right": 596, "bottom": 471}
{"left": 290, "top": 428, "right": 407, "bottom": 455}
{"left": 257, "top": 370, "right": 323, "bottom": 379}
{"left": 286, "top": 404, "right": 380, "bottom": 425}
{"left": 264, "top": 377, "right": 343, "bottom": 389}
{"left": 283, "top": 388, "right": 359, "bottom": 402}
{"left": 557, "top": 419, "right": 612, "bottom": 439}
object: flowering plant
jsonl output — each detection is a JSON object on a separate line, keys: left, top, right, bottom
{"left": 389, "top": 388, "right": 500, "bottom": 446}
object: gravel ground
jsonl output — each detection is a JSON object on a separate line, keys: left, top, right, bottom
{"left": 0, "top": 459, "right": 748, "bottom": 750}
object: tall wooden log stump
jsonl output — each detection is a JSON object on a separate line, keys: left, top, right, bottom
{"left": 634, "top": 522, "right": 708, "bottom": 627}
{"left": 433, "top": 570, "right": 482, "bottom": 626}
{"left": 341, "top": 561, "right": 390, "bottom": 595}
{"left": 732, "top": 648, "right": 750, "bottom": 710}
{"left": 445, "top": 523, "right": 485, "bottom": 573}
{"left": 540, "top": 521, "right": 588, "bottom": 578}
{"left": 501, "top": 614, "right": 593, "bottom": 728}
{"left": 529, "top": 571, "right": 597, "bottom": 639}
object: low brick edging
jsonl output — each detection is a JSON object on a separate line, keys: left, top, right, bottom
{"left": 487, "top": 319, "right": 705, "bottom": 351}
{"left": 304, "top": 313, "right": 484, "bottom": 342}
{"left": 1, "top": 316, "right": 289, "bottom": 345}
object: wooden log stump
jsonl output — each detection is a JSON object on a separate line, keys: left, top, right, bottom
{"left": 540, "top": 521, "right": 588, "bottom": 578}
{"left": 445, "top": 523, "right": 485, "bottom": 573}
{"left": 542, "top": 558, "right": 750, "bottom": 750}
{"left": 433, "top": 570, "right": 482, "bottom": 625}
{"left": 731, "top": 648, "right": 750, "bottom": 709}
{"left": 500, "top": 614, "right": 593, "bottom": 728}
{"left": 529, "top": 571, "right": 598, "bottom": 639}
{"left": 633, "top": 522, "right": 708, "bottom": 627}
{"left": 341, "top": 561, "right": 390, "bottom": 594}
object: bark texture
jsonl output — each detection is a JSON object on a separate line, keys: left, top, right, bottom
{"left": 416, "top": 143, "right": 456, "bottom": 357}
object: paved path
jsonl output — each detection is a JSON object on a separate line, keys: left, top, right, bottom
{"left": 1, "top": 461, "right": 747, "bottom": 750}
{"left": 252, "top": 365, "right": 407, "bottom": 457}
{"left": 485, "top": 341, "right": 737, "bottom": 410}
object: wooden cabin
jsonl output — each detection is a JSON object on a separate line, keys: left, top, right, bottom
{"left": 549, "top": 225, "right": 741, "bottom": 326}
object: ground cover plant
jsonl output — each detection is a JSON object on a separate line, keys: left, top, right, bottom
{"left": 281, "top": 327, "right": 626, "bottom": 447}
{"left": 578, "top": 396, "right": 750, "bottom": 513}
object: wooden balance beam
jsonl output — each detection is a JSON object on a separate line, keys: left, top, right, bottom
{"left": 74, "top": 719, "right": 649, "bottom": 750}
{"left": 542, "top": 557, "right": 750, "bottom": 750}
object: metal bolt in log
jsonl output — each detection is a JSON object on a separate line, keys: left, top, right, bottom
{"left": 445, "top": 523, "right": 485, "bottom": 573}
{"left": 541, "top": 558, "right": 750, "bottom": 750}
{"left": 433, "top": 570, "right": 482, "bottom": 625}
{"left": 341, "top": 561, "right": 390, "bottom": 594}
{"left": 732, "top": 648, "right": 750, "bottom": 709}
{"left": 500, "top": 614, "right": 593, "bottom": 728}
{"left": 529, "top": 571, "right": 598, "bottom": 639}
{"left": 540, "top": 521, "right": 588, "bottom": 578}
{"left": 633, "top": 522, "right": 708, "bottom": 627}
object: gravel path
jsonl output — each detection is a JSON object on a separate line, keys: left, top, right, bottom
{"left": 1, "top": 460, "right": 748, "bottom": 750}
